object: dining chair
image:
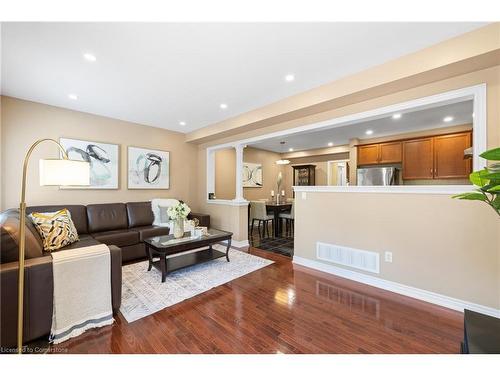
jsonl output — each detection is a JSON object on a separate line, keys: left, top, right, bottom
{"left": 249, "top": 201, "right": 274, "bottom": 238}
{"left": 279, "top": 201, "right": 294, "bottom": 235}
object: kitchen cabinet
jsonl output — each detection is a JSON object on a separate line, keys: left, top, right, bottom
{"left": 357, "top": 142, "right": 402, "bottom": 165}
{"left": 433, "top": 132, "right": 472, "bottom": 179}
{"left": 402, "top": 138, "right": 434, "bottom": 179}
{"left": 357, "top": 144, "right": 379, "bottom": 165}
{"left": 402, "top": 131, "right": 472, "bottom": 180}
{"left": 379, "top": 142, "right": 402, "bottom": 164}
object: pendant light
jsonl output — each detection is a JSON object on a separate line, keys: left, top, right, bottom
{"left": 276, "top": 141, "right": 290, "bottom": 165}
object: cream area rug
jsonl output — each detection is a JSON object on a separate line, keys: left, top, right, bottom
{"left": 120, "top": 244, "right": 273, "bottom": 322}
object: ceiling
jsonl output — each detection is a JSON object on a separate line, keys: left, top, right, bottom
{"left": 1, "top": 22, "right": 486, "bottom": 133}
{"left": 250, "top": 100, "right": 474, "bottom": 153}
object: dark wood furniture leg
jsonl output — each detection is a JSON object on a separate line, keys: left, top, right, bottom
{"left": 273, "top": 209, "right": 280, "bottom": 237}
{"left": 160, "top": 253, "right": 167, "bottom": 283}
{"left": 226, "top": 238, "right": 231, "bottom": 262}
{"left": 146, "top": 243, "right": 153, "bottom": 271}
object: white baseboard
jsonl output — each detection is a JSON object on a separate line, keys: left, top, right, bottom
{"left": 293, "top": 256, "right": 500, "bottom": 318}
{"left": 221, "top": 239, "right": 249, "bottom": 249}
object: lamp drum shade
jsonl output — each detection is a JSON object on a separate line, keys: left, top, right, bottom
{"left": 39, "top": 159, "right": 90, "bottom": 186}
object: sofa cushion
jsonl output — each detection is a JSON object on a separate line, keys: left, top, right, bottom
{"left": 132, "top": 225, "right": 170, "bottom": 241}
{"left": 91, "top": 229, "right": 139, "bottom": 247}
{"left": 0, "top": 209, "right": 43, "bottom": 263}
{"left": 87, "top": 203, "right": 128, "bottom": 233}
{"left": 29, "top": 209, "right": 79, "bottom": 251}
{"left": 26, "top": 205, "right": 88, "bottom": 234}
{"left": 126, "top": 202, "right": 154, "bottom": 228}
{"left": 59, "top": 234, "right": 101, "bottom": 250}
{"left": 121, "top": 243, "right": 146, "bottom": 263}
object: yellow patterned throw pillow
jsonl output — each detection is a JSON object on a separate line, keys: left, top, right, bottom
{"left": 29, "top": 209, "right": 79, "bottom": 251}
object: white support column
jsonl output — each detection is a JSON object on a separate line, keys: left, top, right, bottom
{"left": 206, "top": 148, "right": 216, "bottom": 200}
{"left": 233, "top": 143, "right": 247, "bottom": 203}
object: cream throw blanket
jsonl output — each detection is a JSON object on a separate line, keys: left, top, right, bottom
{"left": 50, "top": 244, "right": 114, "bottom": 344}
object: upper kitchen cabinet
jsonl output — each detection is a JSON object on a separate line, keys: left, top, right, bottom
{"left": 433, "top": 132, "right": 472, "bottom": 179}
{"left": 357, "top": 144, "right": 379, "bottom": 165}
{"left": 357, "top": 142, "right": 402, "bottom": 166}
{"left": 402, "top": 131, "right": 472, "bottom": 180}
{"left": 402, "top": 138, "right": 434, "bottom": 180}
{"left": 379, "top": 142, "right": 402, "bottom": 164}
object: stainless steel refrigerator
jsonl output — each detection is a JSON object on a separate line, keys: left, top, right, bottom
{"left": 357, "top": 167, "right": 399, "bottom": 186}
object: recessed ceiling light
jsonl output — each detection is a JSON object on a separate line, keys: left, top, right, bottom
{"left": 83, "top": 53, "right": 96, "bottom": 62}
{"left": 220, "top": 103, "right": 228, "bottom": 109}
{"left": 288, "top": 148, "right": 294, "bottom": 152}
{"left": 68, "top": 94, "right": 78, "bottom": 100}
{"left": 365, "top": 130, "right": 374, "bottom": 135}
{"left": 179, "top": 121, "right": 186, "bottom": 126}
{"left": 392, "top": 113, "right": 402, "bottom": 119}
{"left": 328, "top": 142, "right": 334, "bottom": 147}
{"left": 285, "top": 74, "right": 295, "bottom": 82}
{"left": 443, "top": 116, "right": 454, "bottom": 123}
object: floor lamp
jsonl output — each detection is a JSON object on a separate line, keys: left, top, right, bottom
{"left": 17, "top": 138, "right": 90, "bottom": 353}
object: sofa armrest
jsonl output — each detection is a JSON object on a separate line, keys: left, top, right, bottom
{"left": 188, "top": 212, "right": 210, "bottom": 228}
{"left": 108, "top": 245, "right": 122, "bottom": 313}
{"left": 1, "top": 256, "right": 53, "bottom": 349}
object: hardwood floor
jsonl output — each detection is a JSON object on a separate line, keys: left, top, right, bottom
{"left": 52, "top": 248, "right": 463, "bottom": 354}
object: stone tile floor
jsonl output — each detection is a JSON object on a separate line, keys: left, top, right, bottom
{"left": 248, "top": 224, "right": 294, "bottom": 257}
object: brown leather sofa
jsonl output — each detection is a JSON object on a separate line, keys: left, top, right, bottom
{"left": 0, "top": 201, "right": 209, "bottom": 349}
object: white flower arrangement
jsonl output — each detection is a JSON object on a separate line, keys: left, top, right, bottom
{"left": 167, "top": 201, "right": 191, "bottom": 220}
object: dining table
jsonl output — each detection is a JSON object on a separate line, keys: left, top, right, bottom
{"left": 265, "top": 202, "right": 292, "bottom": 237}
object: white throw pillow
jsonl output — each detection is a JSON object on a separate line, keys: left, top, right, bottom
{"left": 151, "top": 198, "right": 180, "bottom": 226}
{"left": 159, "top": 206, "right": 170, "bottom": 223}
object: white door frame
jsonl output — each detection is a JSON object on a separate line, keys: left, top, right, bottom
{"left": 327, "top": 159, "right": 350, "bottom": 186}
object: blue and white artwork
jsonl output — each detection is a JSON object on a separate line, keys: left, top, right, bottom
{"left": 60, "top": 137, "right": 119, "bottom": 189}
{"left": 128, "top": 146, "right": 170, "bottom": 189}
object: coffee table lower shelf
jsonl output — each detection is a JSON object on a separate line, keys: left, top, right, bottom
{"left": 148, "top": 247, "right": 228, "bottom": 281}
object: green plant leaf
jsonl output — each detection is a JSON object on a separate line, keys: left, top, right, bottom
{"left": 480, "top": 148, "right": 500, "bottom": 161}
{"left": 483, "top": 172, "right": 500, "bottom": 180}
{"left": 469, "top": 169, "right": 490, "bottom": 187}
{"left": 492, "top": 195, "right": 500, "bottom": 210}
{"left": 452, "top": 192, "right": 487, "bottom": 201}
{"left": 481, "top": 183, "right": 500, "bottom": 193}
{"left": 486, "top": 185, "right": 500, "bottom": 192}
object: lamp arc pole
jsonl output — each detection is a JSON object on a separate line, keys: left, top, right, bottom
{"left": 17, "top": 138, "right": 69, "bottom": 354}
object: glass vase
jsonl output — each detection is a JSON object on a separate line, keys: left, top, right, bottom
{"left": 173, "top": 218, "right": 185, "bottom": 239}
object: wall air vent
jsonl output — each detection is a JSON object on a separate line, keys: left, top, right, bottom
{"left": 316, "top": 242, "right": 380, "bottom": 274}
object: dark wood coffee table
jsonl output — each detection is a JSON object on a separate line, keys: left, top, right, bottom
{"left": 144, "top": 228, "right": 233, "bottom": 282}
